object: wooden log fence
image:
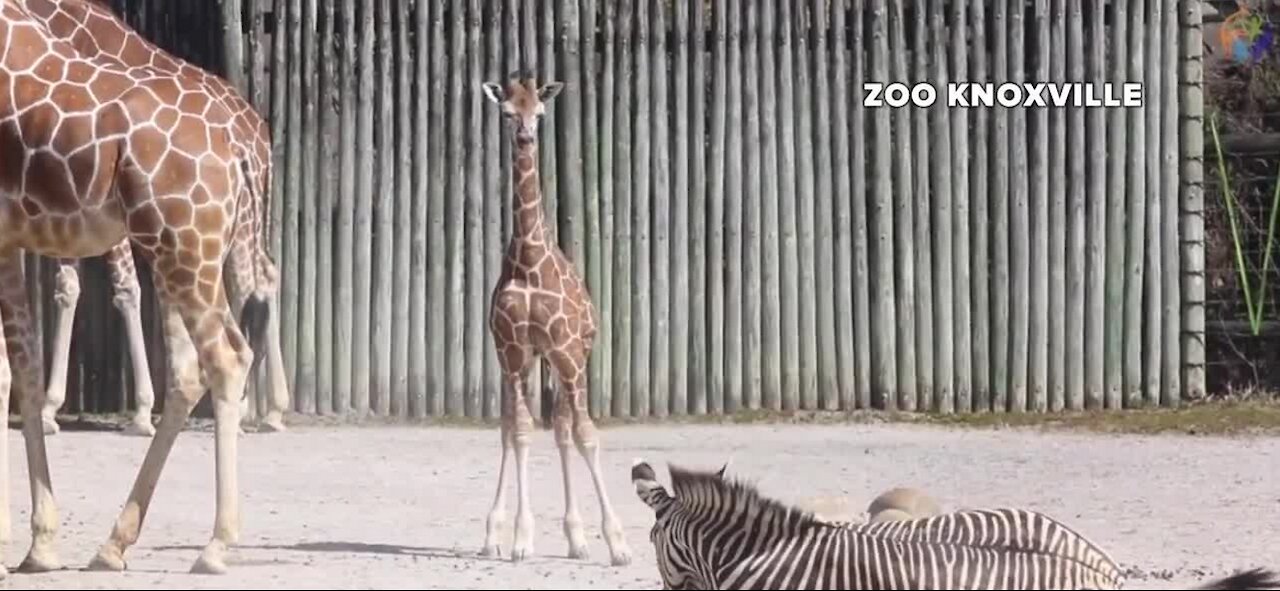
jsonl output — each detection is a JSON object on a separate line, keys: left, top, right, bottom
{"left": 32, "top": 0, "right": 1207, "bottom": 421}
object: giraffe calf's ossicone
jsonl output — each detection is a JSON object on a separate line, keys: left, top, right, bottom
{"left": 479, "top": 71, "right": 631, "bottom": 567}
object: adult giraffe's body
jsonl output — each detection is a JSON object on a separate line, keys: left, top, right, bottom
{"left": 480, "top": 73, "right": 631, "bottom": 566}
{"left": 0, "top": 0, "right": 266, "bottom": 576}
{"left": 19, "top": 0, "right": 288, "bottom": 436}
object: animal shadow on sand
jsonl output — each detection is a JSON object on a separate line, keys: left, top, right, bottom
{"left": 150, "top": 541, "right": 598, "bottom": 565}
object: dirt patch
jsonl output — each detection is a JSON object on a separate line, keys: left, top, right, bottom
{"left": 2, "top": 421, "right": 1277, "bottom": 589}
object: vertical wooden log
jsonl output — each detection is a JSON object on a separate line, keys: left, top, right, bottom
{"left": 831, "top": 0, "right": 855, "bottom": 410}
{"left": 1144, "top": 0, "right": 1163, "bottom": 408}
{"left": 221, "top": 0, "right": 247, "bottom": 92}
{"left": 777, "top": 0, "right": 801, "bottom": 411}
{"left": 598, "top": 0, "right": 616, "bottom": 416}
{"left": 581, "top": 0, "right": 604, "bottom": 417}
{"left": 631, "top": 0, "right": 652, "bottom": 417}
{"left": 282, "top": 0, "right": 301, "bottom": 413}
{"left": 371, "top": 0, "right": 394, "bottom": 415}
{"left": 316, "top": 0, "right": 336, "bottom": 415}
{"left": 868, "top": 0, "right": 897, "bottom": 410}
{"left": 1008, "top": 0, "right": 1029, "bottom": 413}
{"left": 409, "top": 0, "right": 430, "bottom": 418}
{"left": 1180, "top": 0, "right": 1206, "bottom": 402}
{"left": 1065, "top": 0, "right": 1085, "bottom": 411}
{"left": 910, "top": 0, "right": 931, "bottom": 412}
{"left": 296, "top": 0, "right": 317, "bottom": 414}
{"left": 1160, "top": 0, "right": 1180, "bottom": 407}
{"left": 990, "top": 0, "right": 1009, "bottom": 412}
{"left": 706, "top": 0, "right": 726, "bottom": 414}
{"left": 1104, "top": 0, "right": 1127, "bottom": 410}
{"left": 1029, "top": 0, "right": 1050, "bottom": 412}
{"left": 482, "top": 0, "right": 504, "bottom": 419}
{"left": 812, "top": 0, "right": 837, "bottom": 411}
{"left": 392, "top": 0, "right": 413, "bottom": 417}
{"left": 795, "top": 0, "right": 819, "bottom": 411}
{"left": 848, "top": 0, "right": 870, "bottom": 410}
{"left": 1049, "top": 0, "right": 1067, "bottom": 412}
{"left": 334, "top": 0, "right": 355, "bottom": 414}
{"left": 689, "top": 0, "right": 708, "bottom": 415}
{"left": 650, "top": 0, "right": 671, "bottom": 417}
{"left": 352, "top": 0, "right": 375, "bottom": 415}
{"left": 670, "top": 0, "right": 691, "bottom": 416}
{"left": 1085, "top": 0, "right": 1105, "bottom": 410}
{"left": 427, "top": 0, "right": 447, "bottom": 416}
{"left": 969, "top": 0, "right": 990, "bottom": 412}
{"left": 444, "top": 0, "right": 465, "bottom": 416}
{"left": 611, "top": 0, "right": 634, "bottom": 417}
{"left": 721, "top": 0, "right": 742, "bottom": 413}
{"left": 759, "top": 0, "right": 782, "bottom": 411}
{"left": 1131, "top": 0, "right": 1152, "bottom": 409}
{"left": 742, "top": 0, "right": 763, "bottom": 411}
{"left": 537, "top": 0, "right": 558, "bottom": 422}
{"left": 930, "top": 0, "right": 954, "bottom": 414}
{"left": 886, "top": 0, "right": 914, "bottom": 412}
{"left": 558, "top": 0, "right": 588, "bottom": 411}
{"left": 463, "top": 0, "right": 484, "bottom": 418}
{"left": 951, "top": 0, "right": 971, "bottom": 413}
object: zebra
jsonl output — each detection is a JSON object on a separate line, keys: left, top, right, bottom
{"left": 631, "top": 459, "right": 1280, "bottom": 590}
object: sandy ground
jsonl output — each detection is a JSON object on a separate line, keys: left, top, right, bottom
{"left": 0, "top": 421, "right": 1277, "bottom": 589}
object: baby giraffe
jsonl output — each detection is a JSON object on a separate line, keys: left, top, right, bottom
{"left": 479, "top": 72, "right": 631, "bottom": 566}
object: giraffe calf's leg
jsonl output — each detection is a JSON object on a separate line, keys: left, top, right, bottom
{"left": 0, "top": 302, "right": 11, "bottom": 555}
{"left": 552, "top": 390, "right": 589, "bottom": 559}
{"left": 571, "top": 400, "right": 631, "bottom": 566}
{"left": 480, "top": 413, "right": 512, "bottom": 558}
{"left": 509, "top": 374, "right": 537, "bottom": 562}
{"left": 42, "top": 262, "right": 81, "bottom": 436}
{"left": 260, "top": 294, "right": 289, "bottom": 432}
{"left": 107, "top": 246, "right": 157, "bottom": 437}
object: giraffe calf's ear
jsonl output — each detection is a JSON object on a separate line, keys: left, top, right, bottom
{"left": 481, "top": 82, "right": 506, "bottom": 105}
{"left": 537, "top": 81, "right": 565, "bottom": 102}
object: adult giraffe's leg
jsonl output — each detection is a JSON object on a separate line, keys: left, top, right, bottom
{"left": 259, "top": 253, "right": 289, "bottom": 432}
{"left": 550, "top": 364, "right": 588, "bottom": 559}
{"left": 91, "top": 264, "right": 251, "bottom": 575}
{"left": 88, "top": 301, "right": 205, "bottom": 572}
{"left": 561, "top": 348, "right": 631, "bottom": 566}
{"left": 41, "top": 260, "right": 80, "bottom": 435}
{"left": 0, "top": 250, "right": 62, "bottom": 572}
{"left": 105, "top": 243, "right": 157, "bottom": 437}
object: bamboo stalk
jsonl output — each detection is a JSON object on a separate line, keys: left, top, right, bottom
{"left": 1160, "top": 0, "right": 1180, "bottom": 407}
{"left": 1180, "top": 0, "right": 1206, "bottom": 401}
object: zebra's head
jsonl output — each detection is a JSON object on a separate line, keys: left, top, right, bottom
{"left": 632, "top": 459, "right": 714, "bottom": 590}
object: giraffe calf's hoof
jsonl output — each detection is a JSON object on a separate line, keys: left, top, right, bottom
{"left": 259, "top": 418, "right": 287, "bottom": 433}
{"left": 479, "top": 544, "right": 503, "bottom": 559}
{"left": 18, "top": 548, "right": 62, "bottom": 573}
{"left": 609, "top": 548, "right": 633, "bottom": 567}
{"left": 87, "top": 547, "right": 127, "bottom": 572}
{"left": 566, "top": 544, "right": 589, "bottom": 560}
{"left": 121, "top": 420, "right": 156, "bottom": 437}
{"left": 41, "top": 419, "right": 60, "bottom": 436}
{"left": 510, "top": 544, "right": 533, "bottom": 563}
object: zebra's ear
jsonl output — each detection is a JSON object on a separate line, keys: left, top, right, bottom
{"left": 632, "top": 458, "right": 670, "bottom": 508}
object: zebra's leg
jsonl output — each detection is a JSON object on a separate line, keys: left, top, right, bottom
{"left": 561, "top": 351, "right": 631, "bottom": 567}
{"left": 106, "top": 243, "right": 157, "bottom": 437}
{"left": 42, "top": 260, "right": 81, "bottom": 436}
{"left": 551, "top": 376, "right": 588, "bottom": 560}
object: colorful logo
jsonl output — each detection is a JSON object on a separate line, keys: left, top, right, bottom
{"left": 1221, "top": 6, "right": 1276, "bottom": 63}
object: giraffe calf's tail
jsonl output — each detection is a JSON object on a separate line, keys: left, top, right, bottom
{"left": 239, "top": 293, "right": 270, "bottom": 376}
{"left": 235, "top": 157, "right": 273, "bottom": 377}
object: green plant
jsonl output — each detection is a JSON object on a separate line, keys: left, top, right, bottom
{"left": 1209, "top": 110, "right": 1280, "bottom": 335}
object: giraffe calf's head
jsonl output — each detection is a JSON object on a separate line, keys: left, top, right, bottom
{"left": 481, "top": 71, "right": 564, "bottom": 145}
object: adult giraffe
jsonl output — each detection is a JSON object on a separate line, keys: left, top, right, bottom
{"left": 0, "top": 0, "right": 266, "bottom": 576}
{"left": 21, "top": 0, "right": 289, "bottom": 436}
{"left": 480, "top": 73, "right": 631, "bottom": 566}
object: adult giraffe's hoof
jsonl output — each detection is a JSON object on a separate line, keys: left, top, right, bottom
{"left": 259, "top": 416, "right": 287, "bottom": 433}
{"left": 87, "top": 546, "right": 126, "bottom": 572}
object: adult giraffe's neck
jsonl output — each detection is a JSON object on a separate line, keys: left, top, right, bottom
{"left": 511, "top": 137, "right": 547, "bottom": 244}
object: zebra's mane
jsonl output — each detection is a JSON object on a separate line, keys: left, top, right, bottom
{"left": 666, "top": 463, "right": 829, "bottom": 531}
